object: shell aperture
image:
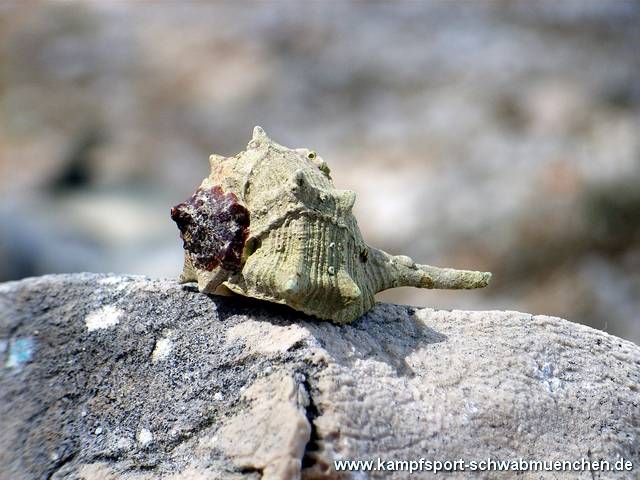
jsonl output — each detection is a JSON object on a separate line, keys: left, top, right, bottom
{"left": 171, "top": 186, "right": 249, "bottom": 271}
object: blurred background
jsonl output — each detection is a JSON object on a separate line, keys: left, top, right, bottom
{"left": 0, "top": 1, "right": 638, "bottom": 343}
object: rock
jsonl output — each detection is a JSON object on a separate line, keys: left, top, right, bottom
{"left": 0, "top": 273, "right": 638, "bottom": 479}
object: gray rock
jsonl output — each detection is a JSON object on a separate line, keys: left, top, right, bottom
{"left": 0, "top": 273, "right": 638, "bottom": 479}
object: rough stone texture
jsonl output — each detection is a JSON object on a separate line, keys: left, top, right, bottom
{"left": 0, "top": 273, "right": 639, "bottom": 480}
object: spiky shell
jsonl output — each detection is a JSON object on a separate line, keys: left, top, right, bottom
{"left": 171, "top": 126, "right": 491, "bottom": 324}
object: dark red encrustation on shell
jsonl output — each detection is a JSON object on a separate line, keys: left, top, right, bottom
{"left": 170, "top": 186, "right": 250, "bottom": 271}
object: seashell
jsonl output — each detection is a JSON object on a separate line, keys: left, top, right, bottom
{"left": 171, "top": 126, "right": 491, "bottom": 324}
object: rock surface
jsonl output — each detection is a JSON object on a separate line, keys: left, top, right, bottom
{"left": 0, "top": 273, "right": 639, "bottom": 479}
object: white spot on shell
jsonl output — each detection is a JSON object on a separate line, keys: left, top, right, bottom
{"left": 137, "top": 428, "right": 153, "bottom": 447}
{"left": 395, "top": 255, "right": 415, "bottom": 268}
{"left": 283, "top": 277, "right": 300, "bottom": 297}
{"left": 95, "top": 427, "right": 103, "bottom": 435}
{"left": 214, "top": 392, "right": 224, "bottom": 401}
{"left": 151, "top": 337, "right": 172, "bottom": 363}
{"left": 86, "top": 305, "right": 122, "bottom": 332}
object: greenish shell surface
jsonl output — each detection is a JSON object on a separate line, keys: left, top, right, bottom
{"left": 172, "top": 126, "right": 491, "bottom": 324}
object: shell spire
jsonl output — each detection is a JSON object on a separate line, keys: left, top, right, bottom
{"left": 171, "top": 127, "right": 491, "bottom": 324}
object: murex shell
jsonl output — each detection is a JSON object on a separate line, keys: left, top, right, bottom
{"left": 171, "top": 127, "right": 491, "bottom": 324}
